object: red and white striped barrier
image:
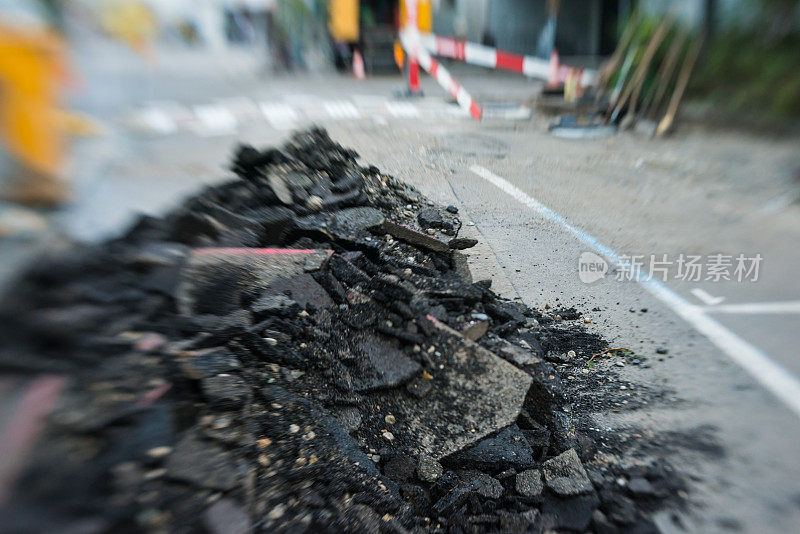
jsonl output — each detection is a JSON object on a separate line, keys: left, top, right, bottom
{"left": 399, "top": 30, "right": 482, "bottom": 121}
{"left": 416, "top": 33, "right": 597, "bottom": 87}
{"left": 403, "top": 0, "right": 422, "bottom": 95}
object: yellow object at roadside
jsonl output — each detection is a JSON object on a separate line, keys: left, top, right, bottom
{"left": 329, "top": 0, "right": 359, "bottom": 43}
{"left": 99, "top": 0, "right": 157, "bottom": 56}
{"left": 399, "top": 0, "right": 433, "bottom": 32}
{"left": 0, "top": 22, "right": 66, "bottom": 204}
{"left": 394, "top": 41, "right": 404, "bottom": 70}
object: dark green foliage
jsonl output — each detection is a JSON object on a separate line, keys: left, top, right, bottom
{"left": 692, "top": 27, "right": 800, "bottom": 117}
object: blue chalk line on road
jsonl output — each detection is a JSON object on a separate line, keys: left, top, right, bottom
{"left": 470, "top": 164, "right": 800, "bottom": 420}
{"left": 703, "top": 301, "right": 800, "bottom": 314}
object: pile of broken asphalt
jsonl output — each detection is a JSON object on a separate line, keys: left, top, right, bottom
{"left": 0, "top": 129, "right": 685, "bottom": 533}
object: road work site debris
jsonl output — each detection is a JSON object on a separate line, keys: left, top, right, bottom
{"left": 547, "top": 15, "right": 703, "bottom": 139}
{"left": 0, "top": 128, "right": 685, "bottom": 532}
{"left": 548, "top": 114, "right": 617, "bottom": 139}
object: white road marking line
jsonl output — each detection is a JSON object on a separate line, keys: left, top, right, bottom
{"left": 691, "top": 288, "right": 726, "bottom": 306}
{"left": 136, "top": 108, "right": 178, "bottom": 135}
{"left": 191, "top": 104, "right": 238, "bottom": 136}
{"left": 481, "top": 103, "right": 531, "bottom": 121}
{"left": 324, "top": 100, "right": 361, "bottom": 119}
{"left": 142, "top": 100, "right": 194, "bottom": 122}
{"left": 282, "top": 94, "right": 318, "bottom": 106}
{"left": 353, "top": 95, "right": 390, "bottom": 116}
{"left": 259, "top": 102, "right": 298, "bottom": 130}
{"left": 351, "top": 94, "right": 389, "bottom": 105}
{"left": 703, "top": 301, "right": 800, "bottom": 314}
{"left": 470, "top": 164, "right": 800, "bottom": 420}
{"left": 215, "top": 97, "right": 260, "bottom": 120}
{"left": 445, "top": 104, "right": 470, "bottom": 117}
{"left": 386, "top": 101, "right": 420, "bottom": 118}
{"left": 753, "top": 189, "right": 800, "bottom": 216}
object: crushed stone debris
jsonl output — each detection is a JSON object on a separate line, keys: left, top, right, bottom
{"left": 0, "top": 128, "right": 686, "bottom": 533}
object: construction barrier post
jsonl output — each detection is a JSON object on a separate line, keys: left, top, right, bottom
{"left": 398, "top": 30, "right": 482, "bottom": 120}
{"left": 403, "top": 0, "right": 422, "bottom": 96}
{"left": 407, "top": 55, "right": 421, "bottom": 94}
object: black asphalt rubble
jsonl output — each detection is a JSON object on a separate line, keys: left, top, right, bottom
{"left": 0, "top": 129, "right": 684, "bottom": 533}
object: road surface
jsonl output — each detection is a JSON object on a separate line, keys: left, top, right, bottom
{"left": 7, "top": 30, "right": 800, "bottom": 533}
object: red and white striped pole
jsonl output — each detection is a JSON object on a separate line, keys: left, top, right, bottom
{"left": 416, "top": 33, "right": 597, "bottom": 87}
{"left": 399, "top": 30, "right": 482, "bottom": 120}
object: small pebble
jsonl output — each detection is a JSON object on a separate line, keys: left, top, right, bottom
{"left": 417, "top": 454, "right": 443, "bottom": 482}
{"left": 212, "top": 415, "right": 231, "bottom": 429}
{"left": 305, "top": 195, "right": 323, "bottom": 211}
{"left": 144, "top": 468, "right": 166, "bottom": 480}
{"left": 289, "top": 424, "right": 300, "bottom": 434}
{"left": 268, "top": 504, "right": 286, "bottom": 520}
{"left": 384, "top": 414, "right": 396, "bottom": 425}
{"left": 147, "top": 446, "right": 172, "bottom": 459}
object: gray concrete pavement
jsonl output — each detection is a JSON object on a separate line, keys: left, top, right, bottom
{"left": 5, "top": 33, "right": 800, "bottom": 533}
{"left": 335, "top": 122, "right": 800, "bottom": 533}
